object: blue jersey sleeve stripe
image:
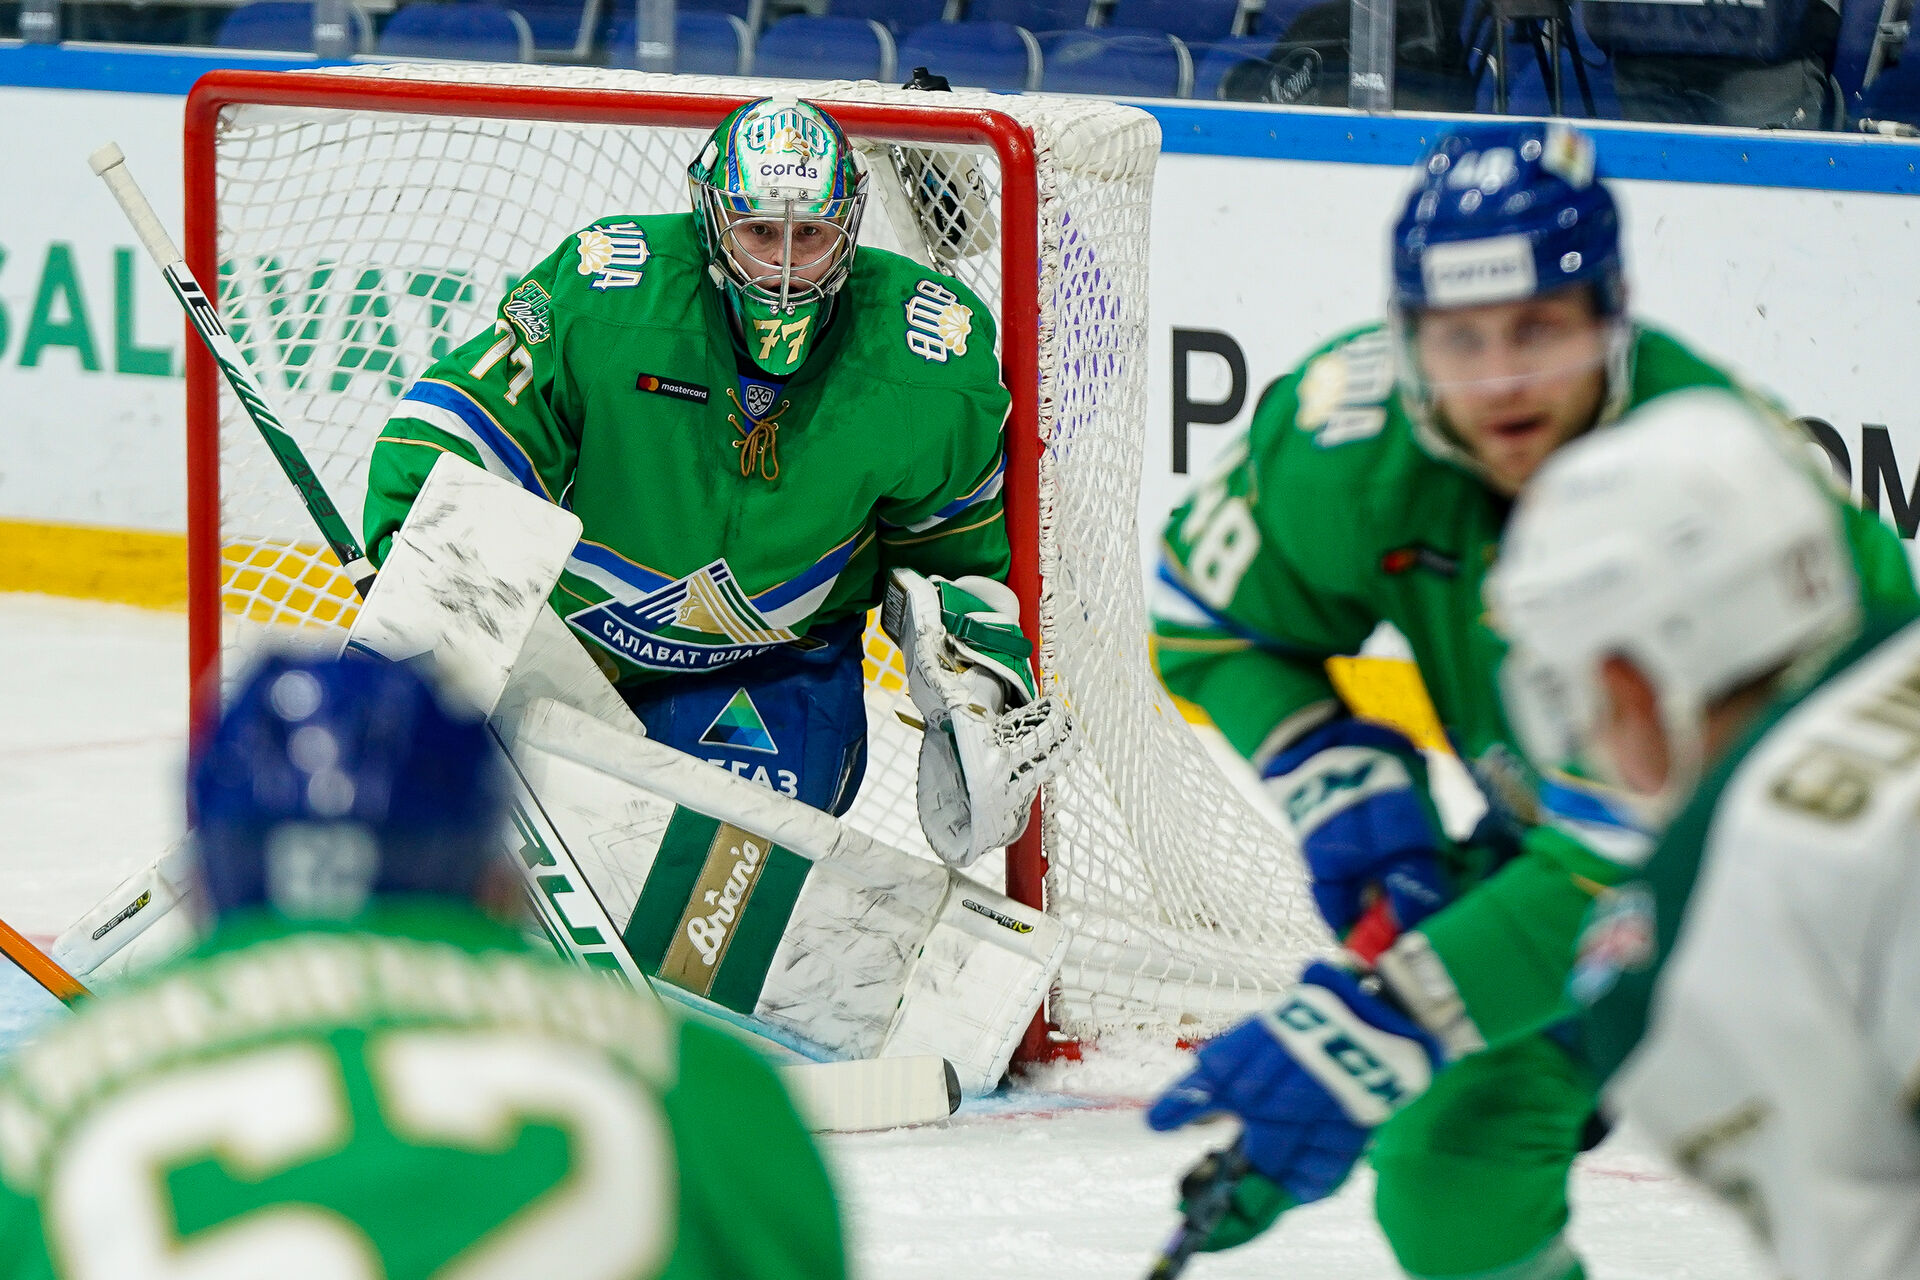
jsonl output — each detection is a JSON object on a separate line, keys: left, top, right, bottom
{"left": 1155, "top": 558, "right": 1334, "bottom": 660}
{"left": 881, "top": 453, "right": 1007, "bottom": 533}
{"left": 751, "top": 527, "right": 866, "bottom": 611}
{"left": 569, "top": 538, "right": 674, "bottom": 595}
{"left": 401, "top": 380, "right": 553, "bottom": 502}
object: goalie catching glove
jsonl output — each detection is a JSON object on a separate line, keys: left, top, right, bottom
{"left": 882, "top": 568, "right": 1079, "bottom": 868}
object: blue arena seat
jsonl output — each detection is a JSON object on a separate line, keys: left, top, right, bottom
{"left": 1108, "top": 0, "right": 1244, "bottom": 44}
{"left": 898, "top": 19, "right": 1041, "bottom": 89}
{"left": 1835, "top": 0, "right": 1903, "bottom": 110}
{"left": 1041, "top": 26, "right": 1193, "bottom": 95}
{"left": 1468, "top": 5, "right": 1620, "bottom": 118}
{"left": 217, "top": 0, "right": 372, "bottom": 51}
{"left": 1856, "top": 47, "right": 1920, "bottom": 123}
{"left": 1249, "top": 0, "right": 1322, "bottom": 38}
{"left": 496, "top": 0, "right": 597, "bottom": 57}
{"left": 606, "top": 10, "right": 752, "bottom": 72}
{"left": 1854, "top": 13, "right": 1920, "bottom": 124}
{"left": 831, "top": 0, "right": 951, "bottom": 36}
{"left": 1471, "top": 40, "right": 1620, "bottom": 116}
{"left": 965, "top": 0, "right": 1090, "bottom": 36}
{"left": 1189, "top": 33, "right": 1274, "bottom": 97}
{"left": 377, "top": 1, "right": 534, "bottom": 60}
{"left": 753, "top": 14, "right": 897, "bottom": 79}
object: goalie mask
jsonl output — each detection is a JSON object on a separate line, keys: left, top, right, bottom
{"left": 689, "top": 97, "right": 868, "bottom": 377}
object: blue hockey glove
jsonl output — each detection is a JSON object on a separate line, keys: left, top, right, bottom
{"left": 1265, "top": 719, "right": 1451, "bottom": 936}
{"left": 1146, "top": 962, "right": 1444, "bottom": 1207}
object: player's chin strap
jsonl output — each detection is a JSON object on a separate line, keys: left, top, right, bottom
{"left": 882, "top": 569, "right": 1080, "bottom": 869}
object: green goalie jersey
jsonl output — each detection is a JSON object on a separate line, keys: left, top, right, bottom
{"left": 0, "top": 904, "right": 847, "bottom": 1280}
{"left": 1154, "top": 321, "right": 1920, "bottom": 1046}
{"left": 365, "top": 212, "right": 1013, "bottom": 687}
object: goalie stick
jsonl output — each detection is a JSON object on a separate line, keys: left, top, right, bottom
{"left": 0, "top": 911, "right": 956, "bottom": 1132}
{"left": 90, "top": 141, "right": 958, "bottom": 1134}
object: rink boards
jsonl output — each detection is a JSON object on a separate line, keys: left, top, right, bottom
{"left": 4, "top": 44, "right": 1919, "bottom": 599}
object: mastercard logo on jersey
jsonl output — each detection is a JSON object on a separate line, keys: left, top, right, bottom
{"left": 635, "top": 372, "right": 711, "bottom": 405}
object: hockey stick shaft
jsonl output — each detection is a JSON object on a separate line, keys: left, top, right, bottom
{"left": 0, "top": 918, "right": 90, "bottom": 1007}
{"left": 90, "top": 143, "right": 374, "bottom": 596}
{"left": 1146, "top": 1143, "right": 1254, "bottom": 1280}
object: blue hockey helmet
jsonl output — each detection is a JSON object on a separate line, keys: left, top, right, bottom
{"left": 1392, "top": 123, "right": 1623, "bottom": 317}
{"left": 189, "top": 653, "right": 507, "bottom": 921}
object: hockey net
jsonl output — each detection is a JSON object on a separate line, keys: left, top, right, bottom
{"left": 184, "top": 65, "right": 1330, "bottom": 1054}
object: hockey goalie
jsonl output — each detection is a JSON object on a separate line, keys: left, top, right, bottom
{"left": 57, "top": 95, "right": 1077, "bottom": 1097}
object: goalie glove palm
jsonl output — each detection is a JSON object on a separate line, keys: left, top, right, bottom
{"left": 1146, "top": 962, "right": 1443, "bottom": 1207}
{"left": 883, "top": 569, "right": 1078, "bottom": 867}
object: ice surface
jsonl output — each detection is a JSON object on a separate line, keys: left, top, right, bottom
{"left": 0, "top": 592, "right": 1775, "bottom": 1278}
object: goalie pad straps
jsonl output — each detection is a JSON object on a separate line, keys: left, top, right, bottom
{"left": 882, "top": 569, "right": 1080, "bottom": 868}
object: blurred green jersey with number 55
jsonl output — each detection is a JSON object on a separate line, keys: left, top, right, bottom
{"left": 0, "top": 903, "right": 846, "bottom": 1280}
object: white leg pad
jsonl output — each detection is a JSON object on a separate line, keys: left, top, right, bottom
{"left": 507, "top": 698, "right": 1067, "bottom": 1093}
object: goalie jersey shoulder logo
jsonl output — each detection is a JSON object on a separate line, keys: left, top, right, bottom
{"left": 903, "top": 278, "right": 973, "bottom": 363}
{"left": 575, "top": 221, "right": 651, "bottom": 290}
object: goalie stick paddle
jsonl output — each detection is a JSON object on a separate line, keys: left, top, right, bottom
{"left": 1146, "top": 1143, "right": 1254, "bottom": 1280}
{"left": 92, "top": 142, "right": 959, "bottom": 1134}
{"left": 0, "top": 918, "right": 90, "bottom": 1007}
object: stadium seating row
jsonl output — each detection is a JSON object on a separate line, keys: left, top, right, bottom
{"left": 210, "top": 0, "right": 1920, "bottom": 124}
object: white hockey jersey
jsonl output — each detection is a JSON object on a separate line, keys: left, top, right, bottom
{"left": 1582, "top": 615, "right": 1920, "bottom": 1280}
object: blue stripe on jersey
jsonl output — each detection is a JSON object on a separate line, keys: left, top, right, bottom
{"left": 571, "top": 539, "right": 673, "bottom": 595}
{"left": 881, "top": 453, "right": 1007, "bottom": 532}
{"left": 751, "top": 528, "right": 865, "bottom": 611}
{"left": 400, "top": 381, "right": 551, "bottom": 501}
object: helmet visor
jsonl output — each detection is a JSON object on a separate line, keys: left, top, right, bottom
{"left": 1406, "top": 302, "right": 1615, "bottom": 399}
{"left": 694, "top": 178, "right": 864, "bottom": 310}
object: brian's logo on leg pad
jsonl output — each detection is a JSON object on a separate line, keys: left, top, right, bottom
{"left": 700, "top": 688, "right": 778, "bottom": 753}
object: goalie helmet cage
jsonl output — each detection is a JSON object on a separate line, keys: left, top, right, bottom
{"left": 181, "top": 65, "right": 1330, "bottom": 1063}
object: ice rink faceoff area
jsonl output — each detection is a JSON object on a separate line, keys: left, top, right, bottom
{"left": 0, "top": 593, "right": 1770, "bottom": 1278}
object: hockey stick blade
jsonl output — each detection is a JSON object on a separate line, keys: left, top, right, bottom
{"left": 782, "top": 1055, "right": 961, "bottom": 1134}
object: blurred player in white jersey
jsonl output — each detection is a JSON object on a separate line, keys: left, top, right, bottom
{"left": 1490, "top": 387, "right": 1920, "bottom": 1280}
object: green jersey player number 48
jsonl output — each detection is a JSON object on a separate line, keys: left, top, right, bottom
{"left": 1146, "top": 121, "right": 1919, "bottom": 1280}
{"left": 0, "top": 655, "right": 846, "bottom": 1280}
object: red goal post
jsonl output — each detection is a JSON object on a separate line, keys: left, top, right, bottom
{"left": 180, "top": 66, "right": 1324, "bottom": 1060}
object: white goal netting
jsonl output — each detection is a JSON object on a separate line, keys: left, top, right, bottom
{"left": 191, "top": 64, "right": 1330, "bottom": 1048}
